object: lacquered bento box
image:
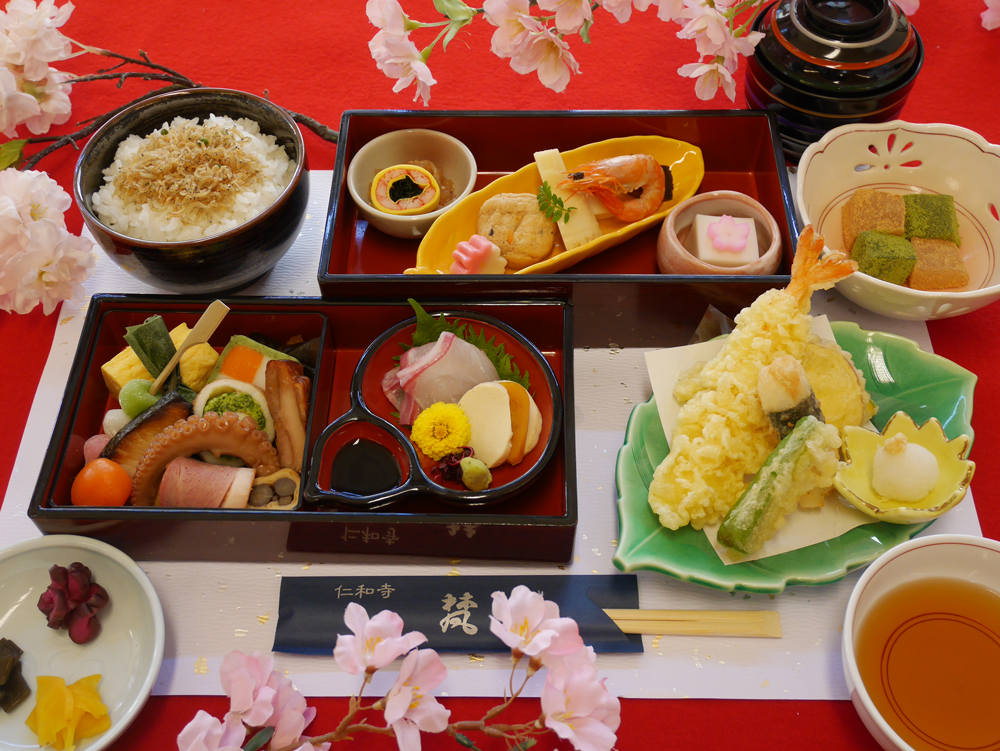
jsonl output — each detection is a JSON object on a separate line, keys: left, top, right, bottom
{"left": 29, "top": 295, "right": 577, "bottom": 563}
{"left": 319, "top": 110, "right": 800, "bottom": 344}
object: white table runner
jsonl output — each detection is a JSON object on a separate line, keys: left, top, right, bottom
{"left": 0, "top": 171, "right": 981, "bottom": 700}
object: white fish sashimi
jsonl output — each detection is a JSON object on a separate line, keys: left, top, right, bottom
{"left": 397, "top": 332, "right": 499, "bottom": 410}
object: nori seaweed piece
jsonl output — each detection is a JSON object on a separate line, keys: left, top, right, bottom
{"left": 767, "top": 392, "right": 825, "bottom": 439}
{"left": 662, "top": 165, "right": 673, "bottom": 202}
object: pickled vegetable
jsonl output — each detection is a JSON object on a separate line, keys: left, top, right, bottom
{"left": 25, "top": 674, "right": 111, "bottom": 750}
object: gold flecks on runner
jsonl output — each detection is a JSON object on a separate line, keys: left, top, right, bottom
{"left": 448, "top": 558, "right": 462, "bottom": 565}
{"left": 650, "top": 636, "right": 662, "bottom": 649}
{"left": 761, "top": 680, "right": 770, "bottom": 688}
{"left": 258, "top": 613, "right": 270, "bottom": 625}
{"left": 235, "top": 629, "right": 248, "bottom": 637}
{"left": 302, "top": 563, "right": 312, "bottom": 570}
{"left": 469, "top": 654, "right": 485, "bottom": 663}
{"left": 447, "top": 568, "right": 461, "bottom": 577}
{"left": 193, "top": 657, "right": 209, "bottom": 675}
{"left": 59, "top": 317, "right": 74, "bottom": 326}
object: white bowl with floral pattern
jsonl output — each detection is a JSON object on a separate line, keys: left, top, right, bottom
{"left": 797, "top": 121, "right": 1000, "bottom": 320}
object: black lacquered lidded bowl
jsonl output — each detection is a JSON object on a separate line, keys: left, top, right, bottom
{"left": 746, "top": 0, "right": 923, "bottom": 161}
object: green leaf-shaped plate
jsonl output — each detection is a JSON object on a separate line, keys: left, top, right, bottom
{"left": 613, "top": 321, "right": 977, "bottom": 592}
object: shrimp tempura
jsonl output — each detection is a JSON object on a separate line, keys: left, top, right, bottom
{"left": 646, "top": 227, "right": 856, "bottom": 531}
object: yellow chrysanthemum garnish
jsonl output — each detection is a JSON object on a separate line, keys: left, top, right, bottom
{"left": 411, "top": 403, "right": 472, "bottom": 461}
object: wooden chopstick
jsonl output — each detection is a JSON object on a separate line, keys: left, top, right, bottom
{"left": 603, "top": 609, "right": 782, "bottom": 638}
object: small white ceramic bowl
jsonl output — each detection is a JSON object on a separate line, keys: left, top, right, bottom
{"left": 798, "top": 120, "right": 1000, "bottom": 320}
{"left": 656, "top": 190, "right": 783, "bottom": 276}
{"left": 346, "top": 128, "right": 477, "bottom": 239}
{"left": 842, "top": 534, "right": 1000, "bottom": 751}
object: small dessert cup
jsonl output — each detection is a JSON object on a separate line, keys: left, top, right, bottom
{"left": 656, "top": 190, "right": 782, "bottom": 276}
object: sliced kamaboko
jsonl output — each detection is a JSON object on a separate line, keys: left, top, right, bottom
{"left": 159, "top": 456, "right": 244, "bottom": 508}
{"left": 757, "top": 355, "right": 825, "bottom": 439}
{"left": 396, "top": 332, "right": 499, "bottom": 411}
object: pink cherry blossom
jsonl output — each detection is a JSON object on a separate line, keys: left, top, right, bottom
{"left": 541, "top": 656, "right": 621, "bottom": 751}
{"left": 675, "top": 1, "right": 731, "bottom": 57}
{"left": 983, "top": 0, "right": 1000, "bottom": 29}
{"left": 634, "top": 0, "right": 685, "bottom": 22}
{"left": 367, "top": 0, "right": 407, "bottom": 31}
{"left": 219, "top": 650, "right": 277, "bottom": 727}
{"left": 489, "top": 585, "right": 584, "bottom": 661}
{"left": 713, "top": 28, "right": 764, "bottom": 71}
{"left": 370, "top": 33, "right": 436, "bottom": 106}
{"left": 334, "top": 602, "right": 426, "bottom": 675}
{"left": 0, "top": 65, "right": 40, "bottom": 137}
{"left": 176, "top": 710, "right": 246, "bottom": 751}
{"left": 509, "top": 24, "right": 580, "bottom": 93}
{"left": 383, "top": 649, "right": 451, "bottom": 751}
{"left": 264, "top": 670, "right": 321, "bottom": 750}
{"left": 0, "top": 0, "right": 74, "bottom": 80}
{"left": 895, "top": 0, "right": 919, "bottom": 16}
{"left": 0, "top": 214, "right": 94, "bottom": 314}
{"left": 21, "top": 65, "right": 70, "bottom": 134}
{"left": 678, "top": 59, "right": 736, "bottom": 101}
{"left": 483, "top": 0, "right": 534, "bottom": 58}
{"left": 0, "top": 167, "right": 71, "bottom": 235}
{"left": 537, "top": 0, "right": 593, "bottom": 34}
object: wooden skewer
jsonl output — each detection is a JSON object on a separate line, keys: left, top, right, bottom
{"left": 149, "top": 300, "right": 230, "bottom": 396}
{"left": 602, "top": 609, "right": 782, "bottom": 638}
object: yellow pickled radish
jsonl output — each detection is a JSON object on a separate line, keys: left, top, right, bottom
{"left": 371, "top": 164, "right": 441, "bottom": 215}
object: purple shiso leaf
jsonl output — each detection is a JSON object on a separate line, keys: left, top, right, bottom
{"left": 66, "top": 562, "right": 93, "bottom": 607}
{"left": 85, "top": 583, "right": 110, "bottom": 611}
{"left": 65, "top": 604, "right": 98, "bottom": 645}
{"left": 38, "top": 586, "right": 70, "bottom": 629}
{"left": 48, "top": 564, "right": 69, "bottom": 594}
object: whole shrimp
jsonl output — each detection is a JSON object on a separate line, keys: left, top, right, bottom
{"left": 557, "top": 154, "right": 666, "bottom": 222}
{"left": 646, "top": 226, "right": 858, "bottom": 531}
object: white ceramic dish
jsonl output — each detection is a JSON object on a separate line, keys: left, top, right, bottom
{"left": 0, "top": 535, "right": 165, "bottom": 751}
{"left": 797, "top": 121, "right": 1000, "bottom": 320}
{"left": 842, "top": 534, "right": 1000, "bottom": 751}
{"left": 346, "top": 128, "right": 478, "bottom": 239}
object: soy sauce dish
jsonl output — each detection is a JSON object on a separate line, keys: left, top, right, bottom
{"left": 307, "top": 307, "right": 562, "bottom": 509}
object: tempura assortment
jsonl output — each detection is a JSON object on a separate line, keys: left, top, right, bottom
{"left": 647, "top": 227, "right": 877, "bottom": 554}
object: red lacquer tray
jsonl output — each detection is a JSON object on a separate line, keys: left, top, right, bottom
{"left": 28, "top": 296, "right": 576, "bottom": 563}
{"left": 318, "top": 110, "right": 800, "bottom": 345}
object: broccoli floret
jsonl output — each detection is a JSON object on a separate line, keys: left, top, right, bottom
{"left": 203, "top": 392, "right": 265, "bottom": 431}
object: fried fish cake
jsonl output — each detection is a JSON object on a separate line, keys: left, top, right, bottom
{"left": 477, "top": 193, "right": 556, "bottom": 269}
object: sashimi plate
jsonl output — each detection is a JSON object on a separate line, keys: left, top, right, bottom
{"left": 407, "top": 135, "right": 704, "bottom": 275}
{"left": 0, "top": 535, "right": 164, "bottom": 750}
{"left": 613, "top": 322, "right": 977, "bottom": 593}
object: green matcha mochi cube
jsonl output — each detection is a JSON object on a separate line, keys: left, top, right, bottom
{"left": 903, "top": 194, "right": 961, "bottom": 246}
{"left": 852, "top": 231, "right": 916, "bottom": 285}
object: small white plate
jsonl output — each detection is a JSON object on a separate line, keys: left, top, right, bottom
{"left": 0, "top": 535, "right": 164, "bottom": 751}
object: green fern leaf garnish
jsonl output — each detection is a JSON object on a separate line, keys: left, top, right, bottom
{"left": 536, "top": 181, "right": 576, "bottom": 225}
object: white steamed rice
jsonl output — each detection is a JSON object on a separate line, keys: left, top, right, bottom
{"left": 91, "top": 114, "right": 296, "bottom": 243}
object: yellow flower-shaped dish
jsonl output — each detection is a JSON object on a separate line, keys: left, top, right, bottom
{"left": 405, "top": 135, "right": 704, "bottom": 275}
{"left": 834, "top": 412, "right": 975, "bottom": 524}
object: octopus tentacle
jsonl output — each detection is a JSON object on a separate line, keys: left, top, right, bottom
{"left": 131, "top": 412, "right": 281, "bottom": 506}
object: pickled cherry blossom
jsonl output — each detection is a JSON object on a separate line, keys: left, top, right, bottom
{"left": 334, "top": 601, "right": 426, "bottom": 675}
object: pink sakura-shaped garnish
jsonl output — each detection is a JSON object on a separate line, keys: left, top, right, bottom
{"left": 450, "top": 234, "right": 507, "bottom": 274}
{"left": 706, "top": 214, "right": 750, "bottom": 253}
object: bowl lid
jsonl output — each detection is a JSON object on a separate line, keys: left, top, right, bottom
{"left": 753, "top": 0, "right": 922, "bottom": 94}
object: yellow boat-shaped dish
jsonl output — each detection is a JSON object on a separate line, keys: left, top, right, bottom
{"left": 405, "top": 136, "right": 705, "bottom": 275}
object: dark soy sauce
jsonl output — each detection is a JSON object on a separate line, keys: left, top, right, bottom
{"left": 330, "top": 438, "right": 401, "bottom": 495}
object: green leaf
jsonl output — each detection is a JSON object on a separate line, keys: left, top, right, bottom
{"left": 536, "top": 181, "right": 576, "bottom": 225}
{"left": 441, "top": 18, "right": 471, "bottom": 51}
{"left": 0, "top": 139, "right": 27, "bottom": 170}
{"left": 243, "top": 727, "right": 274, "bottom": 751}
{"left": 123, "top": 315, "right": 197, "bottom": 402}
{"left": 453, "top": 732, "right": 483, "bottom": 750}
{"left": 433, "top": 0, "right": 474, "bottom": 21}
{"left": 579, "top": 18, "right": 593, "bottom": 44}
{"left": 404, "top": 300, "right": 531, "bottom": 392}
{"left": 511, "top": 739, "right": 537, "bottom": 751}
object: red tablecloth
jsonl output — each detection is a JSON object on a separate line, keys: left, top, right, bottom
{"left": 2, "top": 1, "right": 999, "bottom": 749}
